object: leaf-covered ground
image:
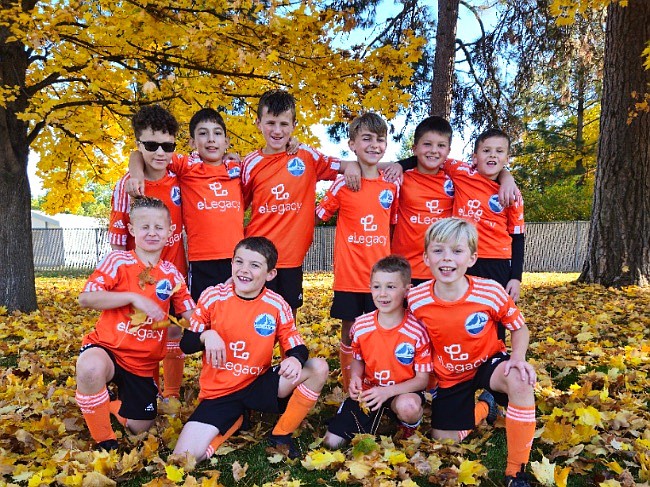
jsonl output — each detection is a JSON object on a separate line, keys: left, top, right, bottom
{"left": 0, "top": 274, "right": 648, "bottom": 487}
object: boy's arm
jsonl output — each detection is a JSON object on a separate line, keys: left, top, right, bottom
{"left": 278, "top": 344, "right": 309, "bottom": 384}
{"left": 359, "top": 371, "right": 429, "bottom": 412}
{"left": 348, "top": 358, "right": 365, "bottom": 399}
{"left": 125, "top": 151, "right": 147, "bottom": 197}
{"left": 78, "top": 290, "right": 167, "bottom": 322}
{"left": 505, "top": 325, "right": 536, "bottom": 385}
{"left": 341, "top": 160, "right": 361, "bottom": 191}
{"left": 506, "top": 233, "right": 525, "bottom": 301}
{"left": 380, "top": 159, "right": 409, "bottom": 184}
{"left": 496, "top": 170, "right": 522, "bottom": 207}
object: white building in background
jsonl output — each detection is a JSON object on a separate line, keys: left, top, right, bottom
{"left": 31, "top": 211, "right": 110, "bottom": 270}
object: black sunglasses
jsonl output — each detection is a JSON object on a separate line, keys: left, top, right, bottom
{"left": 138, "top": 140, "right": 176, "bottom": 153}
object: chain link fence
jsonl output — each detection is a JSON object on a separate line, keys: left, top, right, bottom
{"left": 33, "top": 222, "right": 589, "bottom": 273}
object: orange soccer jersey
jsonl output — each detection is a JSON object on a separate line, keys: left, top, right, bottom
{"left": 407, "top": 276, "right": 524, "bottom": 388}
{"left": 170, "top": 153, "right": 244, "bottom": 262}
{"left": 445, "top": 160, "right": 525, "bottom": 259}
{"left": 109, "top": 172, "right": 187, "bottom": 275}
{"left": 392, "top": 168, "right": 455, "bottom": 279}
{"left": 316, "top": 174, "right": 399, "bottom": 292}
{"left": 351, "top": 310, "right": 433, "bottom": 390}
{"left": 241, "top": 146, "right": 340, "bottom": 268}
{"left": 189, "top": 283, "right": 305, "bottom": 399}
{"left": 81, "top": 250, "right": 194, "bottom": 377}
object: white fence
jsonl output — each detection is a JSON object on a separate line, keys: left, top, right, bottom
{"left": 33, "top": 222, "right": 589, "bottom": 273}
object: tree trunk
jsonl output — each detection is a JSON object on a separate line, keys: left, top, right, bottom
{"left": 579, "top": 0, "right": 650, "bottom": 287}
{"left": 0, "top": 33, "right": 37, "bottom": 311}
{"left": 429, "top": 0, "right": 459, "bottom": 118}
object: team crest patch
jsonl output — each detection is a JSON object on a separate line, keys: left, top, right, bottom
{"left": 156, "top": 279, "right": 173, "bottom": 301}
{"left": 254, "top": 313, "right": 277, "bottom": 336}
{"left": 287, "top": 157, "right": 306, "bottom": 176}
{"left": 465, "top": 312, "right": 489, "bottom": 335}
{"left": 395, "top": 342, "right": 415, "bottom": 365}
{"left": 228, "top": 165, "right": 241, "bottom": 178}
{"left": 171, "top": 186, "right": 181, "bottom": 206}
{"left": 488, "top": 194, "right": 504, "bottom": 213}
{"left": 378, "top": 189, "right": 394, "bottom": 209}
{"left": 444, "top": 177, "right": 455, "bottom": 197}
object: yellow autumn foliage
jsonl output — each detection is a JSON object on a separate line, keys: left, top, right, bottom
{"left": 0, "top": 1, "right": 424, "bottom": 214}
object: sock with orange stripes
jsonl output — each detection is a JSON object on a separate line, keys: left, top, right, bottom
{"left": 162, "top": 340, "right": 185, "bottom": 399}
{"left": 205, "top": 415, "right": 244, "bottom": 459}
{"left": 505, "top": 404, "right": 536, "bottom": 476}
{"left": 108, "top": 399, "right": 128, "bottom": 427}
{"left": 75, "top": 387, "right": 116, "bottom": 443}
{"left": 339, "top": 344, "right": 353, "bottom": 393}
{"left": 272, "top": 383, "right": 320, "bottom": 436}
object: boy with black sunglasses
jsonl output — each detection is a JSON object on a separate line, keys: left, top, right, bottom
{"left": 108, "top": 104, "right": 187, "bottom": 400}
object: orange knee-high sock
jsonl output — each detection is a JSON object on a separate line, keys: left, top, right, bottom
{"left": 108, "top": 399, "right": 128, "bottom": 427}
{"left": 475, "top": 400, "right": 489, "bottom": 425}
{"left": 205, "top": 415, "right": 244, "bottom": 459}
{"left": 505, "top": 404, "right": 536, "bottom": 476}
{"left": 75, "top": 387, "right": 115, "bottom": 443}
{"left": 339, "top": 344, "right": 353, "bottom": 393}
{"left": 162, "top": 340, "right": 185, "bottom": 399}
{"left": 272, "top": 383, "right": 320, "bottom": 436}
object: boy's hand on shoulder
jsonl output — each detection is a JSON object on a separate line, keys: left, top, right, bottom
{"left": 125, "top": 177, "right": 145, "bottom": 197}
{"left": 359, "top": 386, "right": 391, "bottom": 412}
{"left": 286, "top": 136, "right": 301, "bottom": 155}
{"left": 505, "top": 279, "right": 521, "bottom": 302}
{"left": 497, "top": 178, "right": 522, "bottom": 207}
{"left": 504, "top": 358, "right": 536, "bottom": 385}
{"left": 383, "top": 163, "right": 403, "bottom": 184}
{"left": 279, "top": 356, "right": 302, "bottom": 384}
{"left": 344, "top": 161, "right": 361, "bottom": 191}
{"left": 201, "top": 330, "right": 226, "bottom": 368}
{"left": 224, "top": 152, "right": 241, "bottom": 163}
{"left": 131, "top": 294, "right": 166, "bottom": 322}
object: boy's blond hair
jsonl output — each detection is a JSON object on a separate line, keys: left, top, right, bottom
{"left": 424, "top": 218, "right": 478, "bottom": 254}
{"left": 349, "top": 112, "right": 387, "bottom": 141}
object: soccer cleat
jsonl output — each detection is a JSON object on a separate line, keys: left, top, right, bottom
{"left": 97, "top": 439, "right": 118, "bottom": 451}
{"left": 268, "top": 433, "right": 300, "bottom": 459}
{"left": 505, "top": 468, "right": 531, "bottom": 487}
{"left": 478, "top": 390, "right": 499, "bottom": 425}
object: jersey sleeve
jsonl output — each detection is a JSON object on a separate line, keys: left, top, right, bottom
{"left": 275, "top": 299, "right": 305, "bottom": 353}
{"left": 412, "top": 322, "right": 433, "bottom": 373}
{"left": 315, "top": 176, "right": 343, "bottom": 221}
{"left": 169, "top": 266, "right": 195, "bottom": 314}
{"left": 303, "top": 145, "right": 341, "bottom": 182}
{"left": 83, "top": 251, "right": 124, "bottom": 293}
{"left": 440, "top": 158, "right": 469, "bottom": 180}
{"left": 507, "top": 200, "right": 525, "bottom": 235}
{"left": 350, "top": 320, "right": 364, "bottom": 361}
{"left": 189, "top": 288, "right": 215, "bottom": 334}
{"left": 497, "top": 288, "right": 525, "bottom": 332}
{"left": 108, "top": 177, "right": 130, "bottom": 247}
{"left": 169, "top": 153, "right": 189, "bottom": 176}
